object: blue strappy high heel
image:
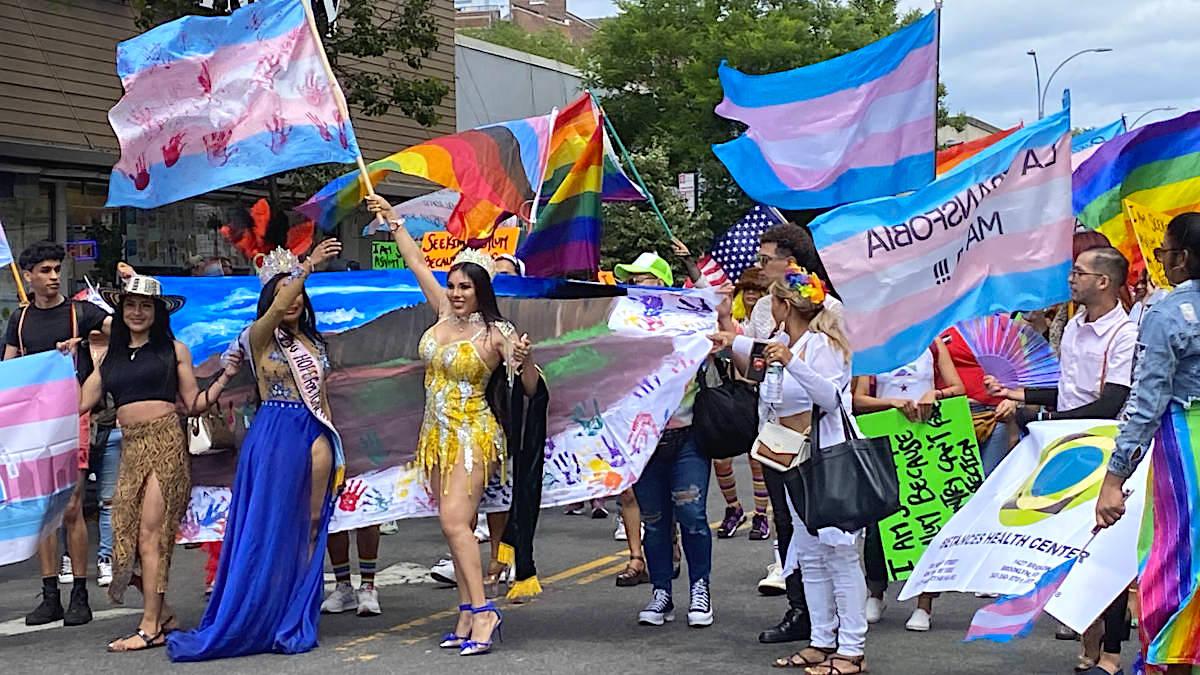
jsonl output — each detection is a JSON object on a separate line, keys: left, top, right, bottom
{"left": 459, "top": 602, "right": 503, "bottom": 656}
{"left": 439, "top": 604, "right": 473, "bottom": 648}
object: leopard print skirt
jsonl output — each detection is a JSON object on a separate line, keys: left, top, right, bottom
{"left": 108, "top": 413, "right": 190, "bottom": 604}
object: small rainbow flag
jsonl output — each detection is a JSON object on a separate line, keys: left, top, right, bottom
{"left": 936, "top": 124, "right": 1022, "bottom": 175}
{"left": 1074, "top": 109, "right": 1200, "bottom": 277}
{"left": 517, "top": 94, "right": 644, "bottom": 277}
{"left": 0, "top": 352, "right": 82, "bottom": 566}
{"left": 298, "top": 114, "right": 553, "bottom": 240}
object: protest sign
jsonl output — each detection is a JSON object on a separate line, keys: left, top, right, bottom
{"left": 1122, "top": 198, "right": 1172, "bottom": 289}
{"left": 898, "top": 420, "right": 1149, "bottom": 632}
{"left": 371, "top": 227, "right": 521, "bottom": 271}
{"left": 855, "top": 396, "right": 982, "bottom": 581}
{"left": 371, "top": 240, "right": 406, "bottom": 270}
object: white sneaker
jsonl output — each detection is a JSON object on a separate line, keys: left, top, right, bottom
{"left": 687, "top": 579, "right": 714, "bottom": 627}
{"left": 866, "top": 596, "right": 886, "bottom": 624}
{"left": 757, "top": 563, "right": 787, "bottom": 596}
{"left": 356, "top": 584, "right": 381, "bottom": 616}
{"left": 474, "top": 520, "right": 490, "bottom": 543}
{"left": 96, "top": 557, "right": 113, "bottom": 588}
{"left": 320, "top": 581, "right": 358, "bottom": 614}
{"left": 379, "top": 520, "right": 399, "bottom": 535}
{"left": 638, "top": 588, "right": 675, "bottom": 626}
{"left": 614, "top": 519, "right": 628, "bottom": 541}
{"left": 57, "top": 556, "right": 73, "bottom": 584}
{"left": 905, "top": 608, "right": 932, "bottom": 632}
{"left": 430, "top": 558, "right": 457, "bottom": 585}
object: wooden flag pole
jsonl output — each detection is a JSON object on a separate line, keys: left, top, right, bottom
{"left": 10, "top": 263, "right": 27, "bottom": 307}
{"left": 299, "top": 0, "right": 384, "bottom": 228}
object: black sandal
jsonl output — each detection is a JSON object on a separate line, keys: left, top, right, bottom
{"left": 773, "top": 646, "right": 835, "bottom": 668}
{"left": 107, "top": 628, "right": 165, "bottom": 652}
{"left": 615, "top": 555, "right": 648, "bottom": 587}
{"left": 805, "top": 654, "right": 868, "bottom": 675}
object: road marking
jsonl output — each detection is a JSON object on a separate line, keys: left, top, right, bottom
{"left": 0, "top": 608, "right": 142, "bottom": 637}
{"left": 574, "top": 561, "right": 632, "bottom": 585}
{"left": 540, "top": 555, "right": 622, "bottom": 584}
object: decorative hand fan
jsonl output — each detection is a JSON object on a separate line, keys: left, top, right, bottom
{"left": 955, "top": 314, "right": 1060, "bottom": 389}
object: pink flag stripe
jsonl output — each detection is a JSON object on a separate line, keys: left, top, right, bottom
{"left": 755, "top": 117, "right": 936, "bottom": 191}
{"left": 842, "top": 218, "right": 1074, "bottom": 352}
{"left": 715, "top": 40, "right": 936, "bottom": 134}
{"left": 974, "top": 583, "right": 1062, "bottom": 618}
{"left": 0, "top": 377, "right": 78, "bottom": 428}
{"left": 0, "top": 416, "right": 81, "bottom": 503}
{"left": 820, "top": 165, "right": 1073, "bottom": 282}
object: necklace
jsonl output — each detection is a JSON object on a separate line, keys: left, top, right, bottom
{"left": 129, "top": 342, "right": 148, "bottom": 361}
{"left": 451, "top": 312, "right": 484, "bottom": 328}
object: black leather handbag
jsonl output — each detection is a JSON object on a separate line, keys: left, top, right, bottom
{"left": 692, "top": 356, "right": 760, "bottom": 461}
{"left": 789, "top": 403, "right": 900, "bottom": 533}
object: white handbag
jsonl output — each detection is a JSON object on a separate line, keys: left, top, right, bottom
{"left": 750, "top": 421, "right": 811, "bottom": 473}
{"left": 187, "top": 406, "right": 236, "bottom": 456}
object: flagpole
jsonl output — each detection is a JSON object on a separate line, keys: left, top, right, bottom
{"left": 9, "top": 263, "right": 27, "bottom": 307}
{"left": 933, "top": 0, "right": 943, "bottom": 180}
{"left": 299, "top": 0, "right": 382, "bottom": 227}
{"left": 527, "top": 106, "right": 560, "bottom": 232}
{"left": 587, "top": 90, "right": 675, "bottom": 240}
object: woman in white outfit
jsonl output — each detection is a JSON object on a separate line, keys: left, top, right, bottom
{"left": 711, "top": 265, "right": 867, "bottom": 674}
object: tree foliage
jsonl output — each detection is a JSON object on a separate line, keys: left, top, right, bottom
{"left": 586, "top": 0, "right": 964, "bottom": 238}
{"left": 460, "top": 23, "right": 586, "bottom": 68}
{"left": 601, "top": 144, "right": 711, "bottom": 277}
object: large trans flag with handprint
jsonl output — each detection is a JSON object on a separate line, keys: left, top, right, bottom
{"left": 163, "top": 271, "right": 715, "bottom": 543}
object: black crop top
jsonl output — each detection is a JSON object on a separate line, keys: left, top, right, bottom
{"left": 102, "top": 340, "right": 179, "bottom": 408}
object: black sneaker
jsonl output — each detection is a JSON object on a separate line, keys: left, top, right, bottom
{"left": 687, "top": 579, "right": 713, "bottom": 627}
{"left": 25, "top": 588, "right": 63, "bottom": 626}
{"left": 637, "top": 588, "right": 674, "bottom": 626}
{"left": 63, "top": 584, "right": 92, "bottom": 626}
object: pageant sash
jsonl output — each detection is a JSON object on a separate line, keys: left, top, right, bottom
{"left": 276, "top": 328, "right": 346, "bottom": 489}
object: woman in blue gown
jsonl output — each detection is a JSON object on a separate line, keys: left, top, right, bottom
{"left": 168, "top": 241, "right": 345, "bottom": 661}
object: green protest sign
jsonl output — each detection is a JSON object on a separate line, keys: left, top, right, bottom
{"left": 854, "top": 396, "right": 983, "bottom": 581}
{"left": 372, "top": 241, "right": 406, "bottom": 270}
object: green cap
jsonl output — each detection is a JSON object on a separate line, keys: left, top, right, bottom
{"left": 614, "top": 252, "right": 673, "bottom": 286}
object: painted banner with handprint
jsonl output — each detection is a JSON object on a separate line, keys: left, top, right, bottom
{"left": 167, "top": 270, "right": 716, "bottom": 543}
{"left": 106, "top": 0, "right": 362, "bottom": 209}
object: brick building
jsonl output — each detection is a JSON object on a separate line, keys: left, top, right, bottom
{"left": 455, "top": 0, "right": 598, "bottom": 44}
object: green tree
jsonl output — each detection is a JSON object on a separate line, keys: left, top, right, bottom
{"left": 460, "top": 23, "right": 586, "bottom": 68}
{"left": 130, "top": 0, "right": 449, "bottom": 197}
{"left": 601, "top": 144, "right": 711, "bottom": 279}
{"left": 587, "top": 0, "right": 964, "bottom": 236}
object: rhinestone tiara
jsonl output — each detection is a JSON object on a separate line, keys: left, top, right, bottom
{"left": 452, "top": 247, "right": 495, "bottom": 278}
{"left": 254, "top": 247, "right": 304, "bottom": 285}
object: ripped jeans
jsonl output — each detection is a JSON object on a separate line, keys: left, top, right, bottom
{"left": 633, "top": 428, "right": 711, "bottom": 591}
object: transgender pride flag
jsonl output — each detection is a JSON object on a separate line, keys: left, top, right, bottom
{"left": 0, "top": 352, "right": 81, "bottom": 566}
{"left": 106, "top": 0, "right": 362, "bottom": 209}
{"left": 965, "top": 557, "right": 1078, "bottom": 643}
{"left": 713, "top": 11, "right": 938, "bottom": 210}
{"left": 812, "top": 107, "right": 1073, "bottom": 375}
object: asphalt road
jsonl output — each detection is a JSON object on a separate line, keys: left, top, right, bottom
{"left": 0, "top": 462, "right": 1127, "bottom": 674}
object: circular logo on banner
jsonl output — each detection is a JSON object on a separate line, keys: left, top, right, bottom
{"left": 998, "top": 425, "right": 1118, "bottom": 526}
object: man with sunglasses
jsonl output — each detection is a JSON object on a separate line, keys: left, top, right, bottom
{"left": 984, "top": 245, "right": 1137, "bottom": 675}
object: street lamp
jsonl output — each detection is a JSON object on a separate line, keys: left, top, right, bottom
{"left": 1128, "top": 106, "right": 1178, "bottom": 129}
{"left": 1027, "top": 48, "right": 1114, "bottom": 118}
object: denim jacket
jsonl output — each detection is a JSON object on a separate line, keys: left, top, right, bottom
{"left": 1111, "top": 279, "right": 1200, "bottom": 478}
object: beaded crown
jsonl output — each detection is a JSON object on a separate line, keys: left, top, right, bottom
{"left": 452, "top": 248, "right": 496, "bottom": 278}
{"left": 255, "top": 247, "right": 304, "bottom": 286}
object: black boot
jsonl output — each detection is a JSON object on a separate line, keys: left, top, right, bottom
{"left": 25, "top": 577, "right": 63, "bottom": 626}
{"left": 758, "top": 607, "right": 811, "bottom": 644}
{"left": 64, "top": 579, "right": 92, "bottom": 626}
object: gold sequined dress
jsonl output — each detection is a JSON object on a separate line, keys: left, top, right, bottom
{"left": 415, "top": 319, "right": 505, "bottom": 489}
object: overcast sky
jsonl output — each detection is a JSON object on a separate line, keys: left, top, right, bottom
{"left": 569, "top": 0, "right": 1200, "bottom": 130}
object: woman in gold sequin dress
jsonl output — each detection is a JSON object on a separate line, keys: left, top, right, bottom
{"left": 368, "top": 195, "right": 537, "bottom": 656}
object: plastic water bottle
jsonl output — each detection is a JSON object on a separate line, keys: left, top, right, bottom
{"left": 762, "top": 363, "right": 784, "bottom": 404}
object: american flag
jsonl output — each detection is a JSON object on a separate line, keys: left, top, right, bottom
{"left": 702, "top": 204, "right": 783, "bottom": 284}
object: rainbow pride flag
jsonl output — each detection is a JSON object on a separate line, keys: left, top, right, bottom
{"left": 299, "top": 114, "right": 553, "bottom": 240}
{"left": 1074, "top": 110, "right": 1200, "bottom": 274}
{"left": 0, "top": 352, "right": 81, "bottom": 566}
{"left": 517, "top": 94, "right": 644, "bottom": 277}
{"left": 936, "top": 124, "right": 1022, "bottom": 175}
